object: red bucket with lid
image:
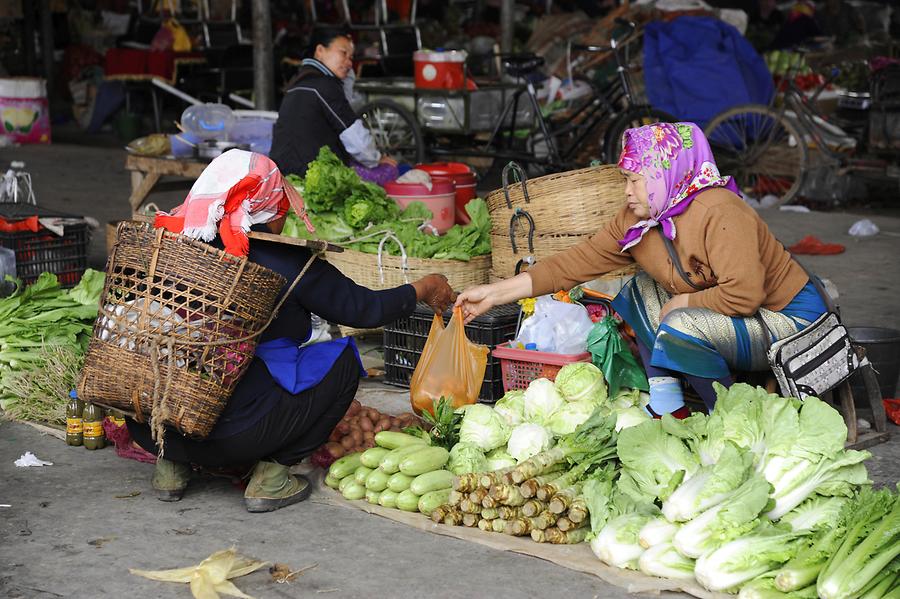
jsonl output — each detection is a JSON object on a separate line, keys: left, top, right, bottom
{"left": 415, "top": 162, "right": 477, "bottom": 224}
{"left": 384, "top": 179, "right": 456, "bottom": 234}
{"left": 413, "top": 50, "right": 468, "bottom": 90}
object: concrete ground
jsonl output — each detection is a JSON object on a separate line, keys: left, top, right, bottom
{"left": 1, "top": 142, "right": 899, "bottom": 598}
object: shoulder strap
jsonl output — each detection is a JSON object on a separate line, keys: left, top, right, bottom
{"left": 657, "top": 228, "right": 704, "bottom": 291}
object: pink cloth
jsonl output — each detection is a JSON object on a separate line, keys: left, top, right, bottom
{"left": 154, "top": 150, "right": 313, "bottom": 256}
{"left": 102, "top": 419, "right": 157, "bottom": 464}
{"left": 616, "top": 122, "right": 738, "bottom": 251}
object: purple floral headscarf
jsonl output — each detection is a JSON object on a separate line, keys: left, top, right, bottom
{"left": 616, "top": 122, "right": 739, "bottom": 251}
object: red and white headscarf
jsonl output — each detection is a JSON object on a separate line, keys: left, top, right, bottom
{"left": 154, "top": 149, "right": 313, "bottom": 256}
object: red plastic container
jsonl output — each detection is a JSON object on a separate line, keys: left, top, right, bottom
{"left": 416, "top": 162, "right": 478, "bottom": 224}
{"left": 492, "top": 342, "right": 592, "bottom": 392}
{"left": 384, "top": 179, "right": 456, "bottom": 234}
{"left": 413, "top": 50, "right": 468, "bottom": 90}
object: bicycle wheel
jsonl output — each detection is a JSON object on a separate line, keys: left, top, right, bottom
{"left": 602, "top": 107, "right": 678, "bottom": 164}
{"left": 359, "top": 99, "right": 425, "bottom": 165}
{"left": 704, "top": 104, "right": 807, "bottom": 207}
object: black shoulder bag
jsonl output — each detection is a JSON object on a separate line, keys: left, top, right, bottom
{"left": 658, "top": 229, "right": 864, "bottom": 399}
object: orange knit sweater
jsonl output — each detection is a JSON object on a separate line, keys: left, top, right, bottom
{"left": 527, "top": 188, "right": 808, "bottom": 317}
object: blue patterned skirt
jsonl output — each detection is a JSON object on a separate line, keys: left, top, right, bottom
{"left": 610, "top": 272, "right": 827, "bottom": 379}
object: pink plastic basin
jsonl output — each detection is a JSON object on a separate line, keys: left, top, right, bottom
{"left": 384, "top": 180, "right": 456, "bottom": 234}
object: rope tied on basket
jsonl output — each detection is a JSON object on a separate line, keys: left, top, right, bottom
{"left": 137, "top": 250, "right": 321, "bottom": 456}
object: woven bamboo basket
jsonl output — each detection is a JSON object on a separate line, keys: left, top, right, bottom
{"left": 77, "top": 222, "right": 288, "bottom": 439}
{"left": 485, "top": 163, "right": 627, "bottom": 236}
{"left": 489, "top": 231, "right": 638, "bottom": 282}
{"left": 326, "top": 247, "right": 491, "bottom": 336}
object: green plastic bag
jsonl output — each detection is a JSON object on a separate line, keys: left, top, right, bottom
{"left": 586, "top": 316, "right": 648, "bottom": 397}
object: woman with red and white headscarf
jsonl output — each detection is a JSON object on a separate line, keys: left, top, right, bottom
{"left": 456, "top": 123, "right": 826, "bottom": 418}
{"left": 131, "top": 150, "right": 454, "bottom": 513}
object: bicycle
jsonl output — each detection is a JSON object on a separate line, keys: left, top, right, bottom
{"left": 355, "top": 19, "right": 675, "bottom": 174}
{"left": 704, "top": 54, "right": 892, "bottom": 207}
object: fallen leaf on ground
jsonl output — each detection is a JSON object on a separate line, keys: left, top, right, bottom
{"left": 114, "top": 491, "right": 141, "bottom": 499}
{"left": 88, "top": 537, "right": 115, "bottom": 548}
{"left": 130, "top": 547, "right": 269, "bottom": 599}
{"left": 270, "top": 563, "right": 318, "bottom": 584}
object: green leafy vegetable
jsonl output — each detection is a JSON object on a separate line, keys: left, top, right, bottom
{"left": 300, "top": 146, "right": 359, "bottom": 212}
{"left": 0, "top": 270, "right": 104, "bottom": 417}
{"left": 447, "top": 442, "right": 487, "bottom": 475}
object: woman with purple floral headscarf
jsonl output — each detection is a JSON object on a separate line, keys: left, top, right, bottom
{"left": 456, "top": 123, "right": 826, "bottom": 416}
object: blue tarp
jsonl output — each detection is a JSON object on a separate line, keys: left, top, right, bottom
{"left": 643, "top": 17, "right": 774, "bottom": 128}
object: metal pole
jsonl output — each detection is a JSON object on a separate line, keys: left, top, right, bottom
{"left": 500, "top": 0, "right": 514, "bottom": 53}
{"left": 39, "top": 0, "right": 54, "bottom": 109}
{"left": 251, "top": 0, "right": 275, "bottom": 110}
{"left": 23, "top": 0, "right": 36, "bottom": 75}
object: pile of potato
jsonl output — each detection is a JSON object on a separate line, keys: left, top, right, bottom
{"left": 322, "top": 400, "right": 421, "bottom": 459}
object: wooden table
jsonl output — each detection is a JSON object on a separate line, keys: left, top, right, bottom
{"left": 125, "top": 154, "right": 207, "bottom": 216}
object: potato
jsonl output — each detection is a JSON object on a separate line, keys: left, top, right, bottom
{"left": 358, "top": 417, "right": 373, "bottom": 432}
{"left": 365, "top": 408, "right": 380, "bottom": 422}
{"left": 363, "top": 431, "right": 375, "bottom": 443}
{"left": 325, "top": 442, "right": 345, "bottom": 458}
{"left": 336, "top": 421, "right": 351, "bottom": 435}
{"left": 339, "top": 436, "right": 355, "bottom": 450}
{"left": 351, "top": 429, "right": 364, "bottom": 445}
{"left": 328, "top": 428, "right": 342, "bottom": 442}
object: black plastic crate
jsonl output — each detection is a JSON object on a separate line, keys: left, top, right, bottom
{"left": 383, "top": 302, "right": 521, "bottom": 403}
{"left": 0, "top": 221, "right": 89, "bottom": 288}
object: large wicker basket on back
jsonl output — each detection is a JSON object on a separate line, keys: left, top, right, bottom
{"left": 78, "top": 222, "right": 288, "bottom": 439}
{"left": 486, "top": 163, "right": 638, "bottom": 281}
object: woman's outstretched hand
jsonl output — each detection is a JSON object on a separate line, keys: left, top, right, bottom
{"left": 455, "top": 284, "right": 497, "bottom": 324}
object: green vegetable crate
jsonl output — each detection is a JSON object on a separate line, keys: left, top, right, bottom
{"left": 382, "top": 302, "right": 520, "bottom": 403}
{"left": 0, "top": 204, "right": 89, "bottom": 288}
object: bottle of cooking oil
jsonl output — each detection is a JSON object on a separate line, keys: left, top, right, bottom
{"left": 65, "top": 391, "right": 84, "bottom": 447}
{"left": 82, "top": 402, "right": 105, "bottom": 450}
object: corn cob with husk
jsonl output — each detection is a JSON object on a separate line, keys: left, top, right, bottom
{"left": 556, "top": 515, "right": 587, "bottom": 532}
{"left": 519, "top": 470, "right": 567, "bottom": 498}
{"left": 546, "top": 526, "right": 590, "bottom": 544}
{"left": 505, "top": 517, "right": 534, "bottom": 536}
{"left": 491, "top": 519, "right": 507, "bottom": 533}
{"left": 549, "top": 482, "right": 584, "bottom": 514}
{"left": 462, "top": 513, "right": 479, "bottom": 527}
{"left": 431, "top": 504, "right": 455, "bottom": 523}
{"left": 468, "top": 488, "right": 488, "bottom": 505}
{"left": 454, "top": 473, "right": 479, "bottom": 492}
{"left": 478, "top": 518, "right": 494, "bottom": 532}
{"left": 489, "top": 483, "right": 526, "bottom": 506}
{"left": 481, "top": 507, "right": 499, "bottom": 520}
{"left": 521, "top": 499, "right": 546, "bottom": 518}
{"left": 497, "top": 505, "right": 521, "bottom": 520}
{"left": 567, "top": 497, "right": 588, "bottom": 523}
{"left": 531, "top": 528, "right": 547, "bottom": 543}
{"left": 531, "top": 510, "right": 558, "bottom": 530}
{"left": 481, "top": 495, "right": 497, "bottom": 509}
{"left": 459, "top": 498, "right": 481, "bottom": 514}
{"left": 448, "top": 489, "right": 465, "bottom": 506}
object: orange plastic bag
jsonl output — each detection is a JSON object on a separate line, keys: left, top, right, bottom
{"left": 410, "top": 307, "right": 489, "bottom": 416}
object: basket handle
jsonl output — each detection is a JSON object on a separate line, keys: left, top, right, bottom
{"left": 377, "top": 231, "right": 409, "bottom": 285}
{"left": 509, "top": 208, "right": 535, "bottom": 255}
{"left": 501, "top": 162, "right": 531, "bottom": 209}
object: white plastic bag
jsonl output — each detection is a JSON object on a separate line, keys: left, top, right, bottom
{"left": 515, "top": 295, "right": 593, "bottom": 354}
{"left": 849, "top": 218, "right": 879, "bottom": 237}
